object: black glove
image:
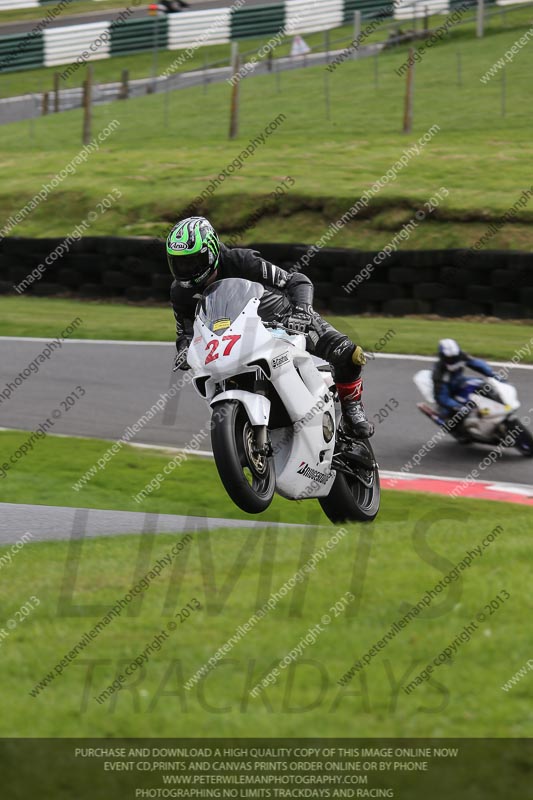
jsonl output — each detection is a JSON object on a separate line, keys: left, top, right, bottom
{"left": 173, "top": 337, "right": 191, "bottom": 371}
{"left": 285, "top": 303, "right": 313, "bottom": 334}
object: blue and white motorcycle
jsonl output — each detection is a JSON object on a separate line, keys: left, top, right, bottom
{"left": 414, "top": 369, "right": 533, "bottom": 457}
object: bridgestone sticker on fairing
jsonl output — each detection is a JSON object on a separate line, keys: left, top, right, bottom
{"left": 296, "top": 462, "right": 332, "bottom": 484}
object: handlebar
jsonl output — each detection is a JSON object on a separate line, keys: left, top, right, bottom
{"left": 263, "top": 320, "right": 289, "bottom": 330}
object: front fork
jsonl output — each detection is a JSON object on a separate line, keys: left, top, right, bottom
{"left": 253, "top": 376, "right": 272, "bottom": 456}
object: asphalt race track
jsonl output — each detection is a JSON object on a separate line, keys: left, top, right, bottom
{"left": 0, "top": 503, "right": 297, "bottom": 542}
{"left": 1, "top": 337, "right": 532, "bottom": 487}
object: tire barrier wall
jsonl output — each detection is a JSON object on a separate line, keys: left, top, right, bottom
{"left": 1, "top": 237, "right": 532, "bottom": 318}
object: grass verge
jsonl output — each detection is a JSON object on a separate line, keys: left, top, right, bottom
{"left": 1, "top": 297, "right": 532, "bottom": 362}
{"left": 0, "top": 462, "right": 530, "bottom": 738}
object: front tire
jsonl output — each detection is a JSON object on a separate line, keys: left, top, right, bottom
{"left": 211, "top": 400, "right": 276, "bottom": 513}
{"left": 319, "top": 439, "right": 380, "bottom": 523}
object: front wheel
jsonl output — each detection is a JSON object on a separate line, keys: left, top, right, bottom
{"left": 211, "top": 400, "right": 276, "bottom": 513}
{"left": 319, "top": 439, "right": 380, "bottom": 523}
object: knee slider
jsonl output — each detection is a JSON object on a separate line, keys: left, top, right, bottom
{"left": 352, "top": 345, "right": 366, "bottom": 366}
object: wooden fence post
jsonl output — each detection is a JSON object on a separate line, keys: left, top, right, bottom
{"left": 82, "top": 64, "right": 93, "bottom": 145}
{"left": 228, "top": 42, "right": 240, "bottom": 140}
{"left": 53, "top": 72, "right": 60, "bottom": 112}
{"left": 119, "top": 68, "right": 129, "bottom": 100}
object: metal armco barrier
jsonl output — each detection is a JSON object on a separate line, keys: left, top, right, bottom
{"left": 0, "top": 0, "right": 393, "bottom": 73}
{"left": 0, "top": 0, "right": 527, "bottom": 73}
{"left": 0, "top": 29, "right": 44, "bottom": 71}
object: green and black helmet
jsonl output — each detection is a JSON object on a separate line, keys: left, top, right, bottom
{"left": 166, "top": 217, "right": 220, "bottom": 289}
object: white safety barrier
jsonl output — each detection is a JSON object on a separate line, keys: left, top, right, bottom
{"left": 394, "top": 0, "right": 530, "bottom": 20}
{"left": 285, "top": 0, "right": 344, "bottom": 35}
{"left": 44, "top": 21, "right": 111, "bottom": 67}
{"left": 167, "top": 7, "right": 231, "bottom": 50}
{"left": 394, "top": 0, "right": 450, "bottom": 20}
{"left": 0, "top": 0, "right": 38, "bottom": 8}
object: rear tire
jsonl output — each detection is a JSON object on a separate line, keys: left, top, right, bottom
{"left": 319, "top": 439, "right": 380, "bottom": 523}
{"left": 506, "top": 418, "right": 533, "bottom": 457}
{"left": 211, "top": 400, "right": 276, "bottom": 513}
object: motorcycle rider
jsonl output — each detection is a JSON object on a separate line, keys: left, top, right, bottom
{"left": 167, "top": 216, "right": 374, "bottom": 438}
{"left": 433, "top": 338, "right": 499, "bottom": 427}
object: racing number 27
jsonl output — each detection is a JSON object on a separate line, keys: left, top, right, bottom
{"left": 205, "top": 335, "right": 241, "bottom": 365}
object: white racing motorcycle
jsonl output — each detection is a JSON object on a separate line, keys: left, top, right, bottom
{"left": 414, "top": 369, "right": 533, "bottom": 456}
{"left": 187, "top": 278, "right": 380, "bottom": 523}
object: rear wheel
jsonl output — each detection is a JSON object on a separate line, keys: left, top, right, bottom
{"left": 319, "top": 439, "right": 380, "bottom": 523}
{"left": 506, "top": 418, "right": 533, "bottom": 457}
{"left": 211, "top": 400, "right": 276, "bottom": 513}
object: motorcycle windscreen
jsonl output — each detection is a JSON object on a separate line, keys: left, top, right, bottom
{"left": 197, "top": 278, "right": 264, "bottom": 333}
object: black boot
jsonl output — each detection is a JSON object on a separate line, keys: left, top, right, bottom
{"left": 337, "top": 379, "right": 374, "bottom": 439}
{"left": 342, "top": 399, "right": 375, "bottom": 439}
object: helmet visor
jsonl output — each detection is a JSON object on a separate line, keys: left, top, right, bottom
{"left": 167, "top": 250, "right": 210, "bottom": 285}
{"left": 444, "top": 355, "right": 464, "bottom": 370}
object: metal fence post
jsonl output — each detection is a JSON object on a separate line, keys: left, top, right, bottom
{"left": 152, "top": 16, "right": 160, "bottom": 92}
{"left": 164, "top": 75, "right": 170, "bottom": 127}
{"left": 203, "top": 51, "right": 209, "bottom": 93}
{"left": 324, "top": 69, "right": 331, "bottom": 120}
{"left": 29, "top": 95, "right": 37, "bottom": 142}
{"left": 477, "top": 0, "right": 485, "bottom": 38}
{"left": 353, "top": 10, "right": 361, "bottom": 59}
{"left": 403, "top": 48, "right": 415, "bottom": 133}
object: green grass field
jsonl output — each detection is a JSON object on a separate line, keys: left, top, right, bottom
{"left": 1, "top": 10, "right": 533, "bottom": 249}
{"left": 1, "top": 297, "right": 532, "bottom": 361}
{"left": 1, "top": 431, "right": 531, "bottom": 738}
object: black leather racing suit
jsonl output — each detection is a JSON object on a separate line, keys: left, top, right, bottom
{"left": 170, "top": 243, "right": 361, "bottom": 383}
